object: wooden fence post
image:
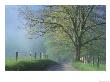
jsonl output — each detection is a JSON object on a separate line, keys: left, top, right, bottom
{"left": 44, "top": 55, "right": 48, "bottom": 59}
{"left": 16, "top": 52, "right": 18, "bottom": 61}
{"left": 97, "top": 55, "right": 100, "bottom": 68}
{"left": 100, "top": 55, "right": 102, "bottom": 64}
{"left": 35, "top": 52, "right": 36, "bottom": 60}
{"left": 40, "top": 53, "right": 42, "bottom": 59}
{"left": 92, "top": 56, "right": 95, "bottom": 66}
{"left": 85, "top": 56, "right": 87, "bottom": 64}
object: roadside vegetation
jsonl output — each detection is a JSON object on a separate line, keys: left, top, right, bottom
{"left": 5, "top": 59, "right": 58, "bottom": 71}
{"left": 73, "top": 62, "right": 106, "bottom": 71}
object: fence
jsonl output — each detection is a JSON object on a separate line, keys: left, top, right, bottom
{"left": 79, "top": 55, "right": 106, "bottom": 67}
{"left": 15, "top": 51, "right": 48, "bottom": 61}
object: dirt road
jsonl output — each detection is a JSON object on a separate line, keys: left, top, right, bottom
{"left": 47, "top": 63, "right": 78, "bottom": 71}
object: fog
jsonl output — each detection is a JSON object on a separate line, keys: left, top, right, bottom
{"left": 5, "top": 5, "right": 46, "bottom": 57}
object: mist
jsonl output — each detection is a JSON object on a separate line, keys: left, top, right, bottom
{"left": 5, "top": 5, "right": 46, "bottom": 57}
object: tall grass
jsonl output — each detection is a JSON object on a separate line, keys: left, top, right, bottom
{"left": 73, "top": 62, "right": 106, "bottom": 71}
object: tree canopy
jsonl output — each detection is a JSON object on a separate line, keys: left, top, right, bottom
{"left": 19, "top": 5, "right": 106, "bottom": 62}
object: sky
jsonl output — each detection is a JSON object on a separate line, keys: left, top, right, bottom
{"left": 5, "top": 5, "right": 45, "bottom": 57}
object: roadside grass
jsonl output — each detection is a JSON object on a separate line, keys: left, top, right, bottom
{"left": 5, "top": 59, "right": 59, "bottom": 71}
{"left": 73, "top": 62, "right": 106, "bottom": 71}
{"left": 5, "top": 56, "right": 37, "bottom": 66}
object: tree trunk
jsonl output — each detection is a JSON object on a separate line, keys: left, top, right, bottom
{"left": 75, "top": 46, "right": 80, "bottom": 61}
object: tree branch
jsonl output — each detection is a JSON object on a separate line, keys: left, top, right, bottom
{"left": 82, "top": 33, "right": 104, "bottom": 46}
{"left": 81, "top": 22, "right": 106, "bottom": 35}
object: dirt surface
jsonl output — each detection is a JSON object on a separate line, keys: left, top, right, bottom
{"left": 47, "top": 63, "right": 78, "bottom": 71}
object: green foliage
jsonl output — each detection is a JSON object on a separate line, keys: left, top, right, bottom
{"left": 5, "top": 59, "right": 58, "bottom": 71}
{"left": 73, "top": 62, "right": 106, "bottom": 71}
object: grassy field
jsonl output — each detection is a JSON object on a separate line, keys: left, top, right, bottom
{"left": 72, "top": 62, "right": 106, "bottom": 71}
{"left": 5, "top": 58, "right": 59, "bottom": 71}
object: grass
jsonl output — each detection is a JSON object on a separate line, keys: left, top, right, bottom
{"left": 5, "top": 59, "right": 59, "bottom": 71}
{"left": 73, "top": 62, "right": 106, "bottom": 71}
